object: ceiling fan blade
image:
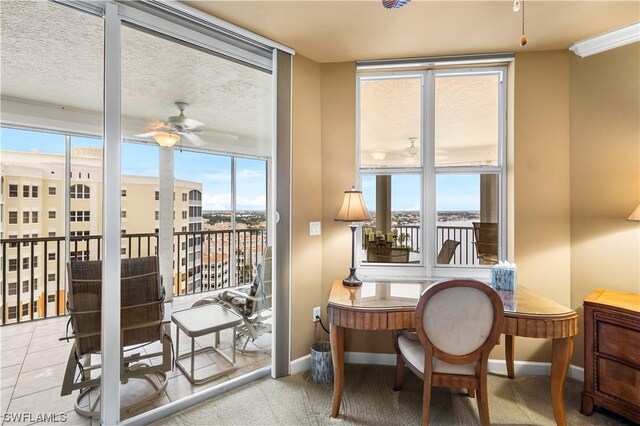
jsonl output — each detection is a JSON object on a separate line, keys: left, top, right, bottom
{"left": 184, "top": 132, "right": 206, "bottom": 146}
{"left": 135, "top": 131, "right": 158, "bottom": 138}
{"left": 148, "top": 120, "right": 169, "bottom": 130}
{"left": 182, "top": 118, "right": 205, "bottom": 129}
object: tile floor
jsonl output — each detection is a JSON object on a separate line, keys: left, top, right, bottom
{"left": 0, "top": 293, "right": 271, "bottom": 425}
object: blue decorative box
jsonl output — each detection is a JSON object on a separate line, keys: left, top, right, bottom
{"left": 491, "top": 262, "right": 517, "bottom": 292}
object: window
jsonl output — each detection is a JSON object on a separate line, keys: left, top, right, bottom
{"left": 49, "top": 211, "right": 56, "bottom": 219}
{"left": 8, "top": 282, "right": 17, "bottom": 295}
{"left": 48, "top": 252, "right": 56, "bottom": 261}
{"left": 9, "top": 259, "right": 17, "bottom": 271}
{"left": 189, "top": 190, "right": 202, "bottom": 201}
{"left": 182, "top": 193, "right": 187, "bottom": 202}
{"left": 9, "top": 184, "right": 18, "bottom": 197}
{"left": 70, "top": 230, "right": 89, "bottom": 237}
{"left": 9, "top": 211, "right": 17, "bottom": 224}
{"left": 48, "top": 273, "right": 56, "bottom": 282}
{"left": 121, "top": 189, "right": 127, "bottom": 197}
{"left": 33, "top": 278, "right": 38, "bottom": 290}
{"left": 121, "top": 247, "right": 127, "bottom": 255}
{"left": 48, "top": 186, "right": 56, "bottom": 195}
{"left": 181, "top": 226, "right": 187, "bottom": 232}
{"left": 22, "top": 304, "right": 29, "bottom": 318}
{"left": 155, "top": 211, "right": 159, "bottom": 220}
{"left": 31, "top": 185, "right": 39, "bottom": 198}
{"left": 31, "top": 211, "right": 38, "bottom": 223}
{"left": 23, "top": 211, "right": 30, "bottom": 224}
{"left": 155, "top": 190, "right": 159, "bottom": 200}
{"left": 8, "top": 307, "right": 17, "bottom": 320}
{"left": 22, "top": 280, "right": 29, "bottom": 293}
{"left": 70, "top": 251, "right": 89, "bottom": 261}
{"left": 182, "top": 211, "right": 187, "bottom": 220}
{"left": 47, "top": 295, "right": 56, "bottom": 303}
{"left": 23, "top": 185, "right": 30, "bottom": 197}
{"left": 22, "top": 257, "right": 29, "bottom": 269}
{"left": 357, "top": 67, "right": 506, "bottom": 275}
{"left": 48, "top": 231, "right": 56, "bottom": 237}
{"left": 70, "top": 211, "right": 90, "bottom": 222}
{"left": 121, "top": 210, "right": 127, "bottom": 219}
{"left": 121, "top": 229, "right": 126, "bottom": 235}
{"left": 33, "top": 255, "right": 38, "bottom": 268}
{"left": 70, "top": 184, "right": 90, "bottom": 199}
{"left": 22, "top": 234, "right": 29, "bottom": 246}
{"left": 8, "top": 235, "right": 17, "bottom": 248}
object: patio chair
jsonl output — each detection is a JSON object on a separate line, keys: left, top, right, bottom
{"left": 193, "top": 246, "right": 272, "bottom": 353}
{"left": 61, "top": 256, "right": 173, "bottom": 418}
{"left": 472, "top": 222, "right": 499, "bottom": 264}
{"left": 436, "top": 239, "right": 460, "bottom": 265}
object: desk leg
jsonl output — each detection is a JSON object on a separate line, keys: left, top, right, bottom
{"left": 505, "top": 334, "right": 515, "bottom": 379}
{"left": 330, "top": 323, "right": 345, "bottom": 418}
{"left": 550, "top": 336, "right": 573, "bottom": 426}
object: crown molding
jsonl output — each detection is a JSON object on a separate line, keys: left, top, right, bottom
{"left": 569, "top": 22, "right": 640, "bottom": 58}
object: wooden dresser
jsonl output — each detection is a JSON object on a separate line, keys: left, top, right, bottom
{"left": 581, "top": 288, "right": 640, "bottom": 423}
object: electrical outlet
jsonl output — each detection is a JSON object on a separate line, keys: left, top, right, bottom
{"left": 313, "top": 306, "right": 321, "bottom": 322}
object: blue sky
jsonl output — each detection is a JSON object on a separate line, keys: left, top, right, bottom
{"left": 1, "top": 127, "right": 477, "bottom": 211}
{"left": 361, "top": 174, "right": 479, "bottom": 212}
{"left": 1, "top": 127, "right": 266, "bottom": 211}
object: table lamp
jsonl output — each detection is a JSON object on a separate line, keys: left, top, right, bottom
{"left": 334, "top": 187, "right": 373, "bottom": 286}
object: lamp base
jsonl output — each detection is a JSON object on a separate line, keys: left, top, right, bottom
{"left": 342, "top": 268, "right": 362, "bottom": 287}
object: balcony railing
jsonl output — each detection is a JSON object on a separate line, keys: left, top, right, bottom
{"left": 361, "top": 224, "right": 480, "bottom": 266}
{"left": 0, "top": 229, "right": 267, "bottom": 325}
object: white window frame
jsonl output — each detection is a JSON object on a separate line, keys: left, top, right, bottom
{"left": 356, "top": 66, "right": 508, "bottom": 280}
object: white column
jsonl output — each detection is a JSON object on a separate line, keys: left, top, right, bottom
{"left": 159, "top": 147, "right": 174, "bottom": 302}
{"left": 101, "top": 2, "right": 122, "bottom": 424}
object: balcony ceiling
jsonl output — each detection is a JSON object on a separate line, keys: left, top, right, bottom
{"left": 187, "top": 1, "right": 639, "bottom": 63}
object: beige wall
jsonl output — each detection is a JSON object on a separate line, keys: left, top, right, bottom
{"left": 290, "top": 55, "right": 325, "bottom": 359}
{"left": 569, "top": 43, "right": 640, "bottom": 367}
{"left": 289, "top": 46, "right": 640, "bottom": 365}
{"left": 510, "top": 50, "right": 572, "bottom": 361}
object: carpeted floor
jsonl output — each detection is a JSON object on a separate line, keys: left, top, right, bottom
{"left": 154, "top": 365, "right": 632, "bottom": 425}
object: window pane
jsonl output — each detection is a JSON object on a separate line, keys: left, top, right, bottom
{"left": 436, "top": 174, "right": 499, "bottom": 266}
{"left": 361, "top": 174, "right": 421, "bottom": 264}
{"left": 360, "top": 77, "right": 422, "bottom": 168}
{"left": 435, "top": 74, "right": 500, "bottom": 167}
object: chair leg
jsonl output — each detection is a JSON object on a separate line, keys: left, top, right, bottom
{"left": 422, "top": 375, "right": 432, "bottom": 426}
{"left": 476, "top": 374, "right": 490, "bottom": 426}
{"left": 393, "top": 354, "right": 404, "bottom": 391}
{"left": 467, "top": 388, "right": 476, "bottom": 398}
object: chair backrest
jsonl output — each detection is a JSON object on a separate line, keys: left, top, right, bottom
{"left": 436, "top": 239, "right": 460, "bottom": 265}
{"left": 67, "top": 256, "right": 164, "bottom": 357}
{"left": 472, "top": 222, "right": 498, "bottom": 259}
{"left": 257, "top": 246, "right": 272, "bottom": 310}
{"left": 415, "top": 279, "right": 504, "bottom": 366}
{"left": 367, "top": 247, "right": 410, "bottom": 263}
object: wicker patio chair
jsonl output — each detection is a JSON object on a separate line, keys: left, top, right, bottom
{"left": 436, "top": 239, "right": 460, "bottom": 265}
{"left": 193, "top": 246, "right": 272, "bottom": 353}
{"left": 61, "top": 256, "right": 173, "bottom": 418}
{"left": 472, "top": 222, "right": 499, "bottom": 264}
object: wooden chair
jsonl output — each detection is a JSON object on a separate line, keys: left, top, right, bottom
{"left": 472, "top": 222, "right": 499, "bottom": 264}
{"left": 61, "top": 257, "right": 173, "bottom": 418}
{"left": 436, "top": 239, "right": 460, "bottom": 265}
{"left": 393, "top": 279, "right": 504, "bottom": 425}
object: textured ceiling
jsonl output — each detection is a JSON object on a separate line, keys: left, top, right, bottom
{"left": 186, "top": 1, "right": 640, "bottom": 63}
{"left": 0, "top": 0, "right": 272, "bottom": 146}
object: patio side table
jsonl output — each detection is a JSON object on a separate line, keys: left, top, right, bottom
{"left": 172, "top": 303, "right": 243, "bottom": 384}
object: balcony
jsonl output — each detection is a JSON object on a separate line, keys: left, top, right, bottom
{"left": 0, "top": 229, "right": 270, "bottom": 422}
{"left": 362, "top": 224, "right": 482, "bottom": 266}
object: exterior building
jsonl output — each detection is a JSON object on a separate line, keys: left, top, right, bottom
{"left": 1, "top": 147, "right": 202, "bottom": 323}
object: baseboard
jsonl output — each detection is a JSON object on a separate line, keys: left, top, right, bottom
{"left": 289, "top": 351, "right": 585, "bottom": 382}
{"left": 290, "top": 354, "right": 311, "bottom": 375}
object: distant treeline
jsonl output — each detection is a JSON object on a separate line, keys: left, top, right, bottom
{"left": 203, "top": 210, "right": 266, "bottom": 227}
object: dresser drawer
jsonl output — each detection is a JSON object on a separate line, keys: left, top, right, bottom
{"left": 598, "top": 358, "right": 640, "bottom": 407}
{"left": 597, "top": 321, "right": 640, "bottom": 366}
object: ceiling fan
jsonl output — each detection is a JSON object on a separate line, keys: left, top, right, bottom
{"left": 136, "top": 102, "right": 237, "bottom": 148}
{"left": 368, "top": 137, "right": 420, "bottom": 164}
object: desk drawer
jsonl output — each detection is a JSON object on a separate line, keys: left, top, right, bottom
{"left": 597, "top": 322, "right": 640, "bottom": 366}
{"left": 598, "top": 358, "right": 640, "bottom": 407}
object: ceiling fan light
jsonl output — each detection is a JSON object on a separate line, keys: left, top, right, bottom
{"left": 153, "top": 132, "right": 180, "bottom": 148}
{"left": 382, "top": 0, "right": 410, "bottom": 9}
{"left": 371, "top": 152, "right": 388, "bottom": 161}
{"left": 512, "top": 0, "right": 521, "bottom": 12}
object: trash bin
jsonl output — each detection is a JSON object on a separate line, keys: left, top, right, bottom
{"left": 311, "top": 341, "right": 333, "bottom": 384}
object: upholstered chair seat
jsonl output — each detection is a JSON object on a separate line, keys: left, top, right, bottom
{"left": 393, "top": 279, "right": 504, "bottom": 426}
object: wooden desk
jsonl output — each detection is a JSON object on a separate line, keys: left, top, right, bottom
{"left": 327, "top": 280, "right": 578, "bottom": 425}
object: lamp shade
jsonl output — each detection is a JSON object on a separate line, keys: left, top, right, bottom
{"left": 335, "top": 189, "right": 373, "bottom": 222}
{"left": 153, "top": 132, "right": 180, "bottom": 148}
{"left": 628, "top": 204, "right": 640, "bottom": 221}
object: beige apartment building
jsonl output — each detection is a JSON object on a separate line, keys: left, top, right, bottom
{"left": 1, "top": 147, "right": 202, "bottom": 323}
